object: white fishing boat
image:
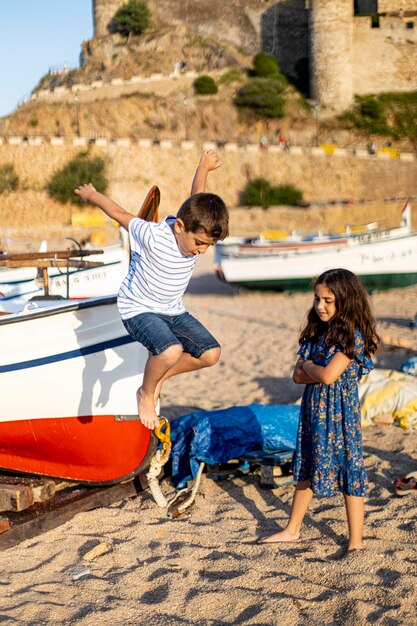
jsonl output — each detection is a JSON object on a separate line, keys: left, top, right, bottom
{"left": 215, "top": 230, "right": 351, "bottom": 257}
{"left": 0, "top": 242, "right": 129, "bottom": 313}
{"left": 0, "top": 186, "right": 162, "bottom": 484}
{"left": 0, "top": 295, "right": 152, "bottom": 484}
{"left": 214, "top": 200, "right": 417, "bottom": 290}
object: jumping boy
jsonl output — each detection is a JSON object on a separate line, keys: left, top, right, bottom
{"left": 75, "top": 149, "right": 228, "bottom": 429}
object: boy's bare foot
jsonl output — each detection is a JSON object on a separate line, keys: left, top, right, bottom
{"left": 137, "top": 387, "right": 160, "bottom": 430}
{"left": 258, "top": 529, "right": 300, "bottom": 544}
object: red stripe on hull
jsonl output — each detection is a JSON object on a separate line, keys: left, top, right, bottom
{"left": 0, "top": 415, "right": 152, "bottom": 484}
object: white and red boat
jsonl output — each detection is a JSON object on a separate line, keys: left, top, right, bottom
{"left": 0, "top": 295, "right": 152, "bottom": 484}
{"left": 0, "top": 186, "right": 162, "bottom": 485}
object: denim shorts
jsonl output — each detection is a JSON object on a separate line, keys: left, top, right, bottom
{"left": 122, "top": 311, "right": 220, "bottom": 357}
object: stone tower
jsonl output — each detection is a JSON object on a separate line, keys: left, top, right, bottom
{"left": 93, "top": 0, "right": 126, "bottom": 37}
{"left": 310, "top": 0, "right": 353, "bottom": 111}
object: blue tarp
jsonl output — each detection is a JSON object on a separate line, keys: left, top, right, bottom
{"left": 401, "top": 356, "right": 417, "bottom": 376}
{"left": 169, "top": 403, "right": 300, "bottom": 488}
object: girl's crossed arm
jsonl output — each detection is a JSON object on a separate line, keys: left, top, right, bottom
{"left": 293, "top": 357, "right": 317, "bottom": 384}
{"left": 301, "top": 352, "right": 351, "bottom": 385}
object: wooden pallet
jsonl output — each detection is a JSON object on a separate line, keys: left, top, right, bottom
{"left": 0, "top": 473, "right": 148, "bottom": 551}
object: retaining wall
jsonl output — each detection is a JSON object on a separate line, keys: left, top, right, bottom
{"left": 0, "top": 141, "right": 416, "bottom": 229}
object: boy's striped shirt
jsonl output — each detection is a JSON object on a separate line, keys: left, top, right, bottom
{"left": 117, "top": 216, "right": 196, "bottom": 319}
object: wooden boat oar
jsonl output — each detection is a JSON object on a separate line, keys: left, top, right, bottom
{"left": 0, "top": 259, "right": 104, "bottom": 269}
{"left": 0, "top": 249, "right": 103, "bottom": 262}
{"left": 137, "top": 185, "right": 160, "bottom": 222}
{"left": 128, "top": 186, "right": 161, "bottom": 265}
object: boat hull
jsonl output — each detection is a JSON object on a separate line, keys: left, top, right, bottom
{"left": 215, "top": 231, "right": 417, "bottom": 291}
{"left": 220, "top": 272, "right": 417, "bottom": 291}
{"left": 0, "top": 296, "right": 152, "bottom": 484}
{"left": 0, "top": 415, "right": 154, "bottom": 485}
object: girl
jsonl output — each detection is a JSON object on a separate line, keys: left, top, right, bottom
{"left": 260, "top": 268, "right": 378, "bottom": 553}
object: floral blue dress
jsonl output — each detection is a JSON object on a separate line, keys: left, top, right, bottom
{"left": 292, "top": 330, "right": 373, "bottom": 497}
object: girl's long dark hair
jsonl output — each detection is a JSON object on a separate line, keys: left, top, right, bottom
{"left": 299, "top": 268, "right": 379, "bottom": 358}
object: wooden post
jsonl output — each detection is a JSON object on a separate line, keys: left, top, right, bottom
{"left": 42, "top": 268, "right": 49, "bottom": 296}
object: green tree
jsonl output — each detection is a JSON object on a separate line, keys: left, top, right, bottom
{"left": 0, "top": 163, "right": 19, "bottom": 194}
{"left": 243, "top": 178, "right": 302, "bottom": 207}
{"left": 234, "top": 79, "right": 285, "bottom": 118}
{"left": 111, "top": 1, "right": 150, "bottom": 36}
{"left": 193, "top": 75, "right": 218, "bottom": 95}
{"left": 47, "top": 152, "right": 107, "bottom": 205}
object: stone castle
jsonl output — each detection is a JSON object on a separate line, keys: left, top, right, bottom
{"left": 92, "top": 0, "right": 417, "bottom": 111}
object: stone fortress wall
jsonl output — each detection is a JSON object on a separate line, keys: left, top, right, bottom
{"left": 309, "top": 1, "right": 353, "bottom": 112}
{"left": 313, "top": 0, "right": 417, "bottom": 110}
{"left": 92, "top": 1, "right": 417, "bottom": 112}
{"left": 351, "top": 9, "right": 417, "bottom": 97}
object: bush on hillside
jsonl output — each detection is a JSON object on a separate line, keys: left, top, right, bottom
{"left": 253, "top": 52, "right": 278, "bottom": 77}
{"left": 219, "top": 69, "right": 244, "bottom": 85}
{"left": 47, "top": 152, "right": 108, "bottom": 205}
{"left": 234, "top": 79, "right": 285, "bottom": 118}
{"left": 359, "top": 96, "right": 383, "bottom": 120}
{"left": 111, "top": 0, "right": 150, "bottom": 36}
{"left": 0, "top": 163, "right": 19, "bottom": 194}
{"left": 341, "top": 91, "right": 417, "bottom": 147}
{"left": 251, "top": 52, "right": 288, "bottom": 85}
{"left": 393, "top": 102, "right": 417, "bottom": 150}
{"left": 243, "top": 178, "right": 303, "bottom": 207}
{"left": 193, "top": 75, "right": 218, "bottom": 95}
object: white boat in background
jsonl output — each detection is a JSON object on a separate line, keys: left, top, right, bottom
{"left": 214, "top": 199, "right": 417, "bottom": 291}
{"left": 216, "top": 229, "right": 351, "bottom": 257}
{"left": 0, "top": 239, "right": 48, "bottom": 286}
{"left": 0, "top": 242, "right": 129, "bottom": 312}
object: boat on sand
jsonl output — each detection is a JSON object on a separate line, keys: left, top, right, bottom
{"left": 0, "top": 187, "right": 161, "bottom": 484}
{"left": 214, "top": 200, "right": 417, "bottom": 291}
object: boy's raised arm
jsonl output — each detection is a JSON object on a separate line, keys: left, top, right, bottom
{"left": 190, "top": 149, "right": 222, "bottom": 195}
{"left": 74, "top": 183, "right": 135, "bottom": 231}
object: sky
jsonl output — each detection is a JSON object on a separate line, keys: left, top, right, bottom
{"left": 0, "top": 0, "right": 93, "bottom": 117}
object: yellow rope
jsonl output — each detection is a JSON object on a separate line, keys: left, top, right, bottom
{"left": 146, "top": 417, "right": 172, "bottom": 507}
{"left": 154, "top": 417, "right": 171, "bottom": 451}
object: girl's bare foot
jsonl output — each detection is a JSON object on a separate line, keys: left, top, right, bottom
{"left": 258, "top": 529, "right": 300, "bottom": 544}
{"left": 137, "top": 387, "right": 160, "bottom": 429}
{"left": 347, "top": 543, "right": 364, "bottom": 552}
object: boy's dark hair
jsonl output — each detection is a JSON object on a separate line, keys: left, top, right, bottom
{"left": 299, "top": 268, "right": 379, "bottom": 358}
{"left": 177, "top": 192, "right": 229, "bottom": 240}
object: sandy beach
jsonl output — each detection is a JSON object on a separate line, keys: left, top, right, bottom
{"left": 1, "top": 251, "right": 416, "bottom": 626}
